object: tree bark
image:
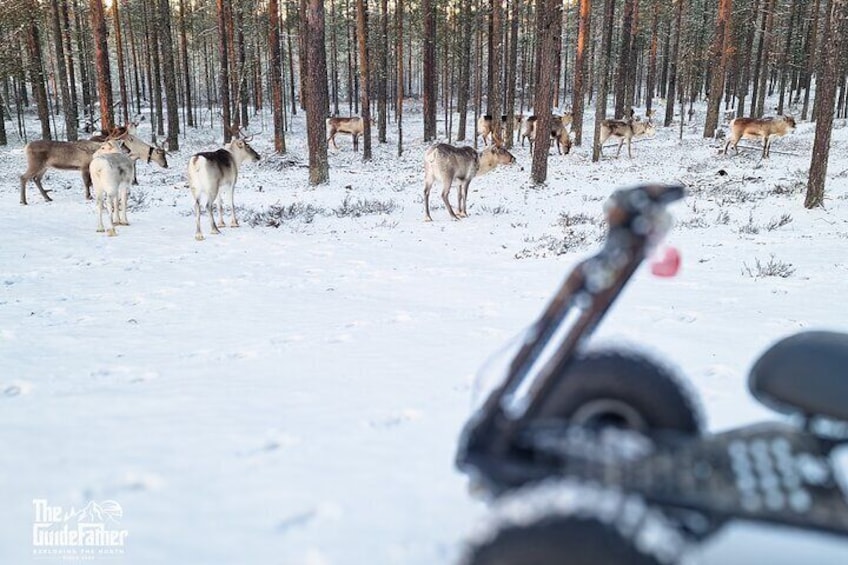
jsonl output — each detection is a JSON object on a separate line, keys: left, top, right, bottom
{"left": 488, "top": 0, "right": 503, "bottom": 143}
{"left": 355, "top": 0, "right": 372, "bottom": 160}
{"left": 90, "top": 0, "right": 114, "bottom": 131}
{"left": 456, "top": 0, "right": 472, "bottom": 141}
{"left": 179, "top": 0, "right": 194, "bottom": 127}
{"left": 377, "top": 0, "right": 388, "bottom": 143}
{"left": 531, "top": 0, "right": 561, "bottom": 182}
{"left": 572, "top": 0, "right": 590, "bottom": 145}
{"left": 614, "top": 0, "right": 636, "bottom": 118}
{"left": 704, "top": 0, "right": 733, "bottom": 138}
{"left": 217, "top": 0, "right": 233, "bottom": 141}
{"left": 270, "top": 0, "right": 286, "bottom": 153}
{"left": 396, "top": 0, "right": 404, "bottom": 156}
{"left": 112, "top": 0, "right": 129, "bottom": 125}
{"left": 158, "top": 0, "right": 180, "bottom": 149}
{"left": 664, "top": 0, "right": 684, "bottom": 128}
{"left": 422, "top": 0, "right": 437, "bottom": 141}
{"left": 593, "top": 0, "right": 615, "bottom": 160}
{"left": 51, "top": 0, "right": 76, "bottom": 140}
{"left": 806, "top": 0, "right": 846, "bottom": 208}
{"left": 305, "top": 0, "right": 330, "bottom": 184}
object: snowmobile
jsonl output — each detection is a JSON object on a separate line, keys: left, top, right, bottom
{"left": 455, "top": 183, "right": 848, "bottom": 564}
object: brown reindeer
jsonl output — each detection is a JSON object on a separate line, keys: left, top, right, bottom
{"left": 477, "top": 114, "right": 524, "bottom": 146}
{"left": 723, "top": 116, "right": 796, "bottom": 159}
{"left": 523, "top": 114, "right": 573, "bottom": 156}
{"left": 326, "top": 116, "right": 370, "bottom": 151}
{"left": 598, "top": 116, "right": 656, "bottom": 158}
{"left": 423, "top": 143, "right": 516, "bottom": 221}
{"left": 20, "top": 125, "right": 168, "bottom": 205}
{"left": 19, "top": 140, "right": 104, "bottom": 205}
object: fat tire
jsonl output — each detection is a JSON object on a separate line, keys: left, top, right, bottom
{"left": 534, "top": 349, "right": 703, "bottom": 435}
{"left": 462, "top": 514, "right": 663, "bottom": 565}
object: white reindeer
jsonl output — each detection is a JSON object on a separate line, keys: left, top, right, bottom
{"left": 89, "top": 140, "right": 137, "bottom": 236}
{"left": 187, "top": 134, "right": 261, "bottom": 240}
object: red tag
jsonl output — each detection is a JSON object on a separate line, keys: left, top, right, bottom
{"left": 650, "top": 246, "right": 681, "bottom": 277}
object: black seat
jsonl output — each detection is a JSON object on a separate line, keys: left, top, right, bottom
{"left": 749, "top": 331, "right": 848, "bottom": 421}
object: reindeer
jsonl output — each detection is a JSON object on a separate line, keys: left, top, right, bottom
{"left": 89, "top": 140, "right": 137, "bottom": 236}
{"left": 187, "top": 130, "right": 261, "bottom": 241}
{"left": 93, "top": 122, "right": 169, "bottom": 183}
{"left": 19, "top": 140, "right": 103, "bottom": 205}
{"left": 598, "top": 116, "right": 656, "bottom": 158}
{"left": 19, "top": 127, "right": 167, "bottom": 205}
{"left": 423, "top": 143, "right": 516, "bottom": 222}
{"left": 523, "top": 115, "right": 573, "bottom": 156}
{"left": 326, "top": 116, "right": 369, "bottom": 151}
{"left": 477, "top": 114, "right": 524, "bottom": 146}
{"left": 723, "top": 115, "right": 796, "bottom": 159}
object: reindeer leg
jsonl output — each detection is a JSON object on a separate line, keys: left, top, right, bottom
{"left": 106, "top": 194, "right": 118, "bottom": 237}
{"left": 616, "top": 138, "right": 625, "bottom": 158}
{"left": 229, "top": 188, "right": 239, "bottom": 228}
{"left": 96, "top": 190, "right": 106, "bottom": 233}
{"left": 82, "top": 168, "right": 93, "bottom": 200}
{"left": 19, "top": 175, "right": 29, "bottom": 205}
{"left": 627, "top": 137, "right": 633, "bottom": 159}
{"left": 216, "top": 191, "right": 226, "bottom": 228}
{"left": 119, "top": 185, "right": 129, "bottom": 225}
{"left": 194, "top": 196, "right": 204, "bottom": 241}
{"left": 441, "top": 179, "right": 458, "bottom": 220}
{"left": 353, "top": 134, "right": 359, "bottom": 152}
{"left": 424, "top": 180, "right": 433, "bottom": 222}
{"left": 458, "top": 180, "right": 470, "bottom": 218}
{"left": 328, "top": 133, "right": 339, "bottom": 150}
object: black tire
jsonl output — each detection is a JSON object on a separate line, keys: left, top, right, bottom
{"left": 533, "top": 349, "right": 703, "bottom": 436}
{"left": 462, "top": 514, "right": 663, "bottom": 565}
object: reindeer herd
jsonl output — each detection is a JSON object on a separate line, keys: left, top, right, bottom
{"left": 15, "top": 110, "right": 796, "bottom": 233}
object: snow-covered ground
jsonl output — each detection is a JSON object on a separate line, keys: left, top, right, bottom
{"left": 2, "top": 101, "right": 848, "bottom": 564}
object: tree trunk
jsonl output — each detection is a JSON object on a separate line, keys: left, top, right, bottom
{"left": 488, "top": 0, "right": 503, "bottom": 143}
{"left": 754, "top": 0, "right": 776, "bottom": 117}
{"left": 802, "top": 0, "right": 822, "bottom": 120}
{"left": 148, "top": 0, "right": 164, "bottom": 136}
{"left": 664, "top": 0, "right": 684, "bottom": 127}
{"left": 531, "top": 0, "right": 561, "bottom": 182}
{"left": 593, "top": 0, "right": 615, "bottom": 160}
{"left": 704, "top": 0, "right": 733, "bottom": 138}
{"left": 216, "top": 0, "right": 232, "bottom": 141}
{"left": 777, "top": 0, "right": 799, "bottom": 114}
{"left": 158, "top": 0, "right": 180, "bottom": 149}
{"left": 645, "top": 0, "right": 659, "bottom": 116}
{"left": 270, "top": 0, "right": 286, "bottom": 153}
{"left": 614, "top": 0, "right": 636, "bottom": 118}
{"left": 51, "top": 0, "right": 76, "bottom": 140}
{"left": 355, "top": 0, "right": 372, "bottom": 160}
{"left": 504, "top": 0, "right": 519, "bottom": 148}
{"left": 423, "top": 0, "right": 437, "bottom": 141}
{"left": 806, "top": 0, "right": 846, "bottom": 208}
{"left": 396, "top": 0, "right": 404, "bottom": 156}
{"left": 572, "top": 0, "right": 590, "bottom": 146}
{"left": 111, "top": 0, "right": 129, "bottom": 125}
{"left": 90, "top": 0, "right": 114, "bottom": 131}
{"left": 179, "top": 0, "right": 194, "bottom": 127}
{"left": 305, "top": 0, "right": 330, "bottom": 184}
{"left": 456, "top": 0, "right": 472, "bottom": 141}
{"left": 377, "top": 0, "right": 388, "bottom": 143}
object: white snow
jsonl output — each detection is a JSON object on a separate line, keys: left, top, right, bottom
{"left": 2, "top": 102, "right": 848, "bottom": 564}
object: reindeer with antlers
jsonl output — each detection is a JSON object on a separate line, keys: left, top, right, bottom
{"left": 187, "top": 127, "right": 261, "bottom": 241}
